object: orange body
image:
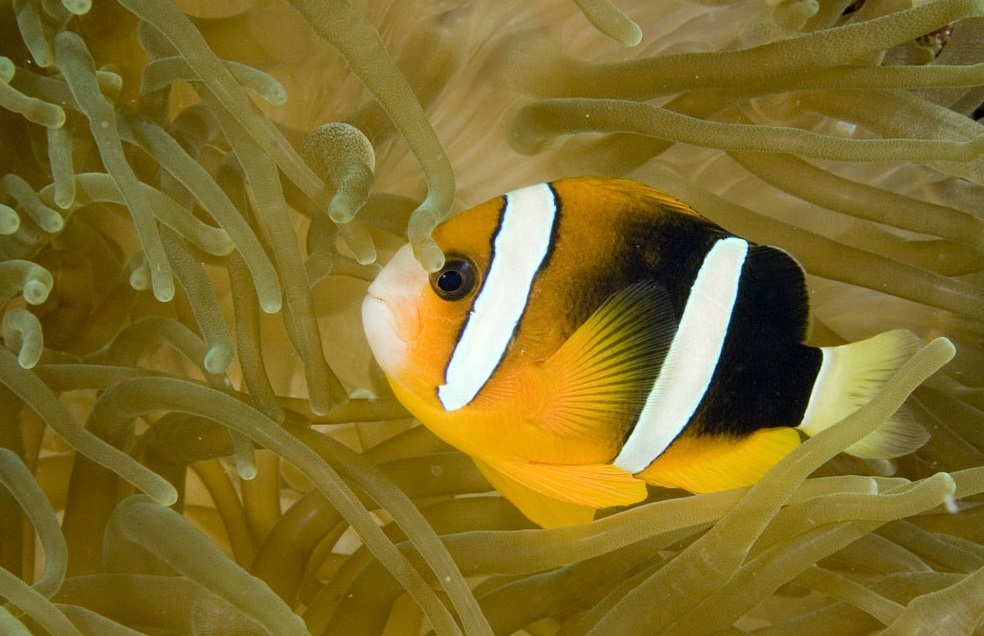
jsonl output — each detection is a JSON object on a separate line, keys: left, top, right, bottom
{"left": 363, "top": 177, "right": 925, "bottom": 527}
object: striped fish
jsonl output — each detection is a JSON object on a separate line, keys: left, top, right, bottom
{"left": 362, "top": 176, "right": 928, "bottom": 528}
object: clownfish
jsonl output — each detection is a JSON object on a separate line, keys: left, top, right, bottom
{"left": 362, "top": 176, "right": 928, "bottom": 528}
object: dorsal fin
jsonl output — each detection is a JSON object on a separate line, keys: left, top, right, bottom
{"left": 540, "top": 281, "right": 677, "bottom": 444}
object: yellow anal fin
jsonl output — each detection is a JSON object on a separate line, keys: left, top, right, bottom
{"left": 473, "top": 458, "right": 597, "bottom": 528}
{"left": 541, "top": 281, "right": 676, "bottom": 443}
{"left": 639, "top": 427, "right": 801, "bottom": 493}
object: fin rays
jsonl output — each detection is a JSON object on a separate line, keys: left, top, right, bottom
{"left": 542, "top": 282, "right": 676, "bottom": 439}
{"left": 799, "top": 329, "right": 927, "bottom": 459}
{"left": 475, "top": 456, "right": 648, "bottom": 528}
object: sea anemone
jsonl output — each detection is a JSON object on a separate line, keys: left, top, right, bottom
{"left": 0, "top": 0, "right": 982, "bottom": 634}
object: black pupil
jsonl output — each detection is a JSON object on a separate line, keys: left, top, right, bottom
{"left": 438, "top": 269, "right": 463, "bottom": 293}
{"left": 431, "top": 258, "right": 476, "bottom": 301}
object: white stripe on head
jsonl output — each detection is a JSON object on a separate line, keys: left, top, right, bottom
{"left": 438, "top": 183, "right": 557, "bottom": 411}
{"left": 614, "top": 237, "right": 749, "bottom": 474}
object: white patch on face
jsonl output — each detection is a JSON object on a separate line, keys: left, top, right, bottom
{"left": 362, "top": 244, "right": 427, "bottom": 378}
{"left": 614, "top": 237, "right": 749, "bottom": 474}
{"left": 438, "top": 183, "right": 557, "bottom": 412}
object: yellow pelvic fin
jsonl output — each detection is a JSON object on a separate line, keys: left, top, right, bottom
{"left": 800, "top": 329, "right": 928, "bottom": 459}
{"left": 472, "top": 458, "right": 597, "bottom": 528}
{"left": 639, "top": 427, "right": 801, "bottom": 493}
{"left": 541, "top": 281, "right": 676, "bottom": 443}
{"left": 474, "top": 456, "right": 648, "bottom": 527}
{"left": 493, "top": 457, "right": 649, "bottom": 507}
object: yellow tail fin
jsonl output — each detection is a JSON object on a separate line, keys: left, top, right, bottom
{"left": 798, "top": 329, "right": 928, "bottom": 458}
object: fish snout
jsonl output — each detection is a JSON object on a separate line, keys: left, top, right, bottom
{"left": 362, "top": 245, "right": 427, "bottom": 374}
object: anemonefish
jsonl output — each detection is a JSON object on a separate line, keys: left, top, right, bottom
{"left": 362, "top": 176, "right": 928, "bottom": 528}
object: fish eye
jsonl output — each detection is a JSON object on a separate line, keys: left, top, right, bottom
{"left": 430, "top": 257, "right": 478, "bottom": 301}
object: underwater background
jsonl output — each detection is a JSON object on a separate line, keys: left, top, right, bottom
{"left": 1, "top": 0, "right": 983, "bottom": 633}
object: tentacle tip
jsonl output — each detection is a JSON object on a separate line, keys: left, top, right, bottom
{"left": 328, "top": 208, "right": 355, "bottom": 226}
{"left": 203, "top": 345, "right": 234, "bottom": 375}
{"left": 412, "top": 239, "right": 445, "bottom": 273}
{"left": 237, "top": 465, "right": 258, "bottom": 480}
{"left": 152, "top": 285, "right": 175, "bottom": 302}
{"left": 215, "top": 235, "right": 236, "bottom": 256}
{"left": 153, "top": 484, "right": 179, "bottom": 507}
{"left": 129, "top": 268, "right": 151, "bottom": 291}
{"left": 308, "top": 394, "right": 332, "bottom": 417}
{"left": 150, "top": 270, "right": 176, "bottom": 302}
{"left": 42, "top": 215, "right": 65, "bottom": 233}
{"left": 0, "top": 214, "right": 19, "bottom": 235}
{"left": 260, "top": 295, "right": 283, "bottom": 314}
{"left": 45, "top": 107, "right": 68, "bottom": 130}
{"left": 620, "top": 23, "right": 643, "bottom": 47}
{"left": 16, "top": 349, "right": 41, "bottom": 369}
{"left": 62, "top": 0, "right": 92, "bottom": 16}
{"left": 23, "top": 281, "right": 51, "bottom": 305}
{"left": 355, "top": 250, "right": 377, "bottom": 266}
{"left": 53, "top": 191, "right": 75, "bottom": 210}
{"left": 929, "top": 336, "right": 957, "bottom": 360}
{"left": 266, "top": 87, "right": 288, "bottom": 106}
{"left": 0, "top": 57, "right": 14, "bottom": 83}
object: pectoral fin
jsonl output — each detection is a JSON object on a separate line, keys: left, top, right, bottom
{"left": 541, "top": 282, "right": 676, "bottom": 444}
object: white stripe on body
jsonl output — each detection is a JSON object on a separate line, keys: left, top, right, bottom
{"left": 798, "top": 347, "right": 833, "bottom": 433}
{"left": 614, "top": 237, "right": 749, "bottom": 473}
{"left": 438, "top": 183, "right": 557, "bottom": 411}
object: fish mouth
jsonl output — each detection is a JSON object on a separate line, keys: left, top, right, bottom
{"left": 361, "top": 292, "right": 394, "bottom": 333}
{"left": 362, "top": 290, "right": 407, "bottom": 334}
{"left": 362, "top": 288, "right": 420, "bottom": 353}
{"left": 361, "top": 244, "right": 427, "bottom": 376}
